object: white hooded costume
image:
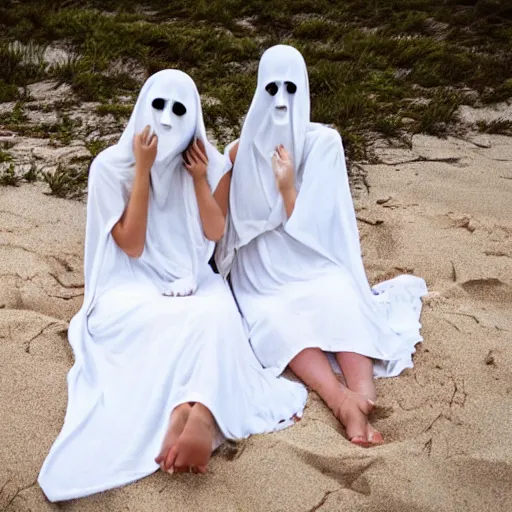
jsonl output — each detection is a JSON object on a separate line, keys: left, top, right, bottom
{"left": 38, "top": 70, "right": 307, "bottom": 502}
{"left": 216, "top": 45, "right": 427, "bottom": 378}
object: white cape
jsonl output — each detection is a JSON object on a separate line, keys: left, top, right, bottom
{"left": 216, "top": 46, "right": 427, "bottom": 378}
{"left": 38, "top": 70, "right": 307, "bottom": 502}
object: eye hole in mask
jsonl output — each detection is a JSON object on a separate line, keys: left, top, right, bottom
{"left": 285, "top": 81, "right": 297, "bottom": 94}
{"left": 172, "top": 101, "right": 187, "bottom": 116}
{"left": 265, "top": 82, "right": 278, "bottom": 96}
{"left": 152, "top": 98, "right": 166, "bottom": 110}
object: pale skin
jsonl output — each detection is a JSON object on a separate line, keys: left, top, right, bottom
{"left": 112, "top": 125, "right": 224, "bottom": 473}
{"left": 223, "top": 141, "right": 383, "bottom": 447}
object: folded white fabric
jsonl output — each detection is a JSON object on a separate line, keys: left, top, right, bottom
{"left": 38, "top": 69, "right": 307, "bottom": 502}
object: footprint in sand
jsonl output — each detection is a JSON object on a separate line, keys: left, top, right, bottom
{"left": 459, "top": 278, "right": 512, "bottom": 303}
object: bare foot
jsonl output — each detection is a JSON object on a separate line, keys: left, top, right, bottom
{"left": 366, "top": 423, "right": 384, "bottom": 446}
{"left": 165, "top": 403, "right": 216, "bottom": 474}
{"left": 331, "top": 389, "right": 374, "bottom": 447}
{"left": 155, "top": 403, "right": 192, "bottom": 472}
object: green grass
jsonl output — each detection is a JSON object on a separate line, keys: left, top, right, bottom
{"left": 2, "top": 115, "right": 82, "bottom": 144}
{"left": 96, "top": 103, "right": 133, "bottom": 120}
{"left": 0, "top": 102, "right": 29, "bottom": 125}
{"left": 0, "top": 163, "right": 21, "bottom": 186}
{"left": 86, "top": 138, "right": 110, "bottom": 157}
{"left": 477, "top": 118, "right": 512, "bottom": 135}
{"left": 23, "top": 163, "right": 39, "bottom": 182}
{"left": 0, "top": 150, "right": 13, "bottom": 163}
{"left": 0, "top": 40, "right": 47, "bottom": 98}
{"left": 0, "top": 160, "right": 40, "bottom": 187}
{"left": 0, "top": 0, "right": 511, "bottom": 165}
{"left": 408, "top": 90, "right": 463, "bottom": 136}
{"left": 0, "top": 80, "right": 20, "bottom": 102}
{"left": 374, "top": 116, "right": 403, "bottom": 138}
{"left": 50, "top": 115, "right": 82, "bottom": 145}
{"left": 42, "top": 164, "right": 88, "bottom": 199}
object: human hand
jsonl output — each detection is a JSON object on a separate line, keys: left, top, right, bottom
{"left": 184, "top": 138, "right": 208, "bottom": 182}
{"left": 271, "top": 145, "right": 295, "bottom": 193}
{"left": 133, "top": 125, "right": 158, "bottom": 173}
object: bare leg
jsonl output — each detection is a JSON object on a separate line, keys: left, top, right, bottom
{"left": 164, "top": 403, "right": 216, "bottom": 474}
{"left": 336, "top": 352, "right": 384, "bottom": 446}
{"left": 155, "top": 402, "right": 192, "bottom": 472}
{"left": 289, "top": 348, "right": 373, "bottom": 445}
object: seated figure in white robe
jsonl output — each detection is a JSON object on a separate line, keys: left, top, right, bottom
{"left": 37, "top": 70, "right": 307, "bottom": 502}
{"left": 215, "top": 46, "right": 427, "bottom": 447}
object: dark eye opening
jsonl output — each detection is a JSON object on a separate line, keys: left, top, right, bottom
{"left": 172, "top": 101, "right": 187, "bottom": 116}
{"left": 265, "top": 82, "right": 278, "bottom": 96}
{"left": 152, "top": 97, "right": 165, "bottom": 110}
{"left": 286, "top": 81, "right": 297, "bottom": 94}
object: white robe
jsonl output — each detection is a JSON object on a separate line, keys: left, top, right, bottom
{"left": 229, "top": 125, "right": 427, "bottom": 377}
{"left": 216, "top": 46, "right": 427, "bottom": 379}
{"left": 38, "top": 70, "right": 307, "bottom": 502}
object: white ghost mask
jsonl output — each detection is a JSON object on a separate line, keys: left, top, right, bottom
{"left": 82, "top": 69, "right": 229, "bottom": 306}
{"left": 252, "top": 45, "right": 309, "bottom": 165}
{"left": 106, "top": 69, "right": 218, "bottom": 209}
{"left": 134, "top": 75, "right": 197, "bottom": 163}
{"left": 216, "top": 47, "right": 428, "bottom": 381}
{"left": 112, "top": 70, "right": 204, "bottom": 167}
{"left": 219, "top": 45, "right": 310, "bottom": 251}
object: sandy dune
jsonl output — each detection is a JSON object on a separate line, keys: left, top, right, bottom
{"left": 1, "top": 133, "right": 511, "bottom": 511}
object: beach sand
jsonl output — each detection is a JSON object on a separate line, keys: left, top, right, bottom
{"left": 1, "top": 133, "right": 511, "bottom": 511}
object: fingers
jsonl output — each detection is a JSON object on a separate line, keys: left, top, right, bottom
{"left": 194, "top": 144, "right": 208, "bottom": 166}
{"left": 188, "top": 142, "right": 206, "bottom": 167}
{"left": 136, "top": 126, "right": 153, "bottom": 148}
{"left": 196, "top": 137, "right": 206, "bottom": 155}
{"left": 186, "top": 146, "right": 198, "bottom": 166}
{"left": 149, "top": 133, "right": 158, "bottom": 148}
{"left": 277, "top": 144, "right": 291, "bottom": 161}
{"left": 272, "top": 150, "right": 284, "bottom": 170}
{"left": 192, "top": 139, "right": 208, "bottom": 165}
{"left": 141, "top": 125, "right": 150, "bottom": 145}
{"left": 271, "top": 152, "right": 279, "bottom": 176}
{"left": 183, "top": 156, "right": 196, "bottom": 173}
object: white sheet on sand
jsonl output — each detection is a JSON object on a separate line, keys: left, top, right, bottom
{"left": 38, "top": 70, "right": 307, "bottom": 502}
{"left": 216, "top": 45, "right": 428, "bottom": 378}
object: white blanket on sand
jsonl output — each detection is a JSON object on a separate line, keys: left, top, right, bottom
{"left": 216, "top": 45, "right": 428, "bottom": 378}
{"left": 38, "top": 70, "right": 307, "bottom": 502}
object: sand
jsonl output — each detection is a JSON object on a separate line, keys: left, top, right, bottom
{"left": 1, "top": 132, "right": 511, "bottom": 511}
